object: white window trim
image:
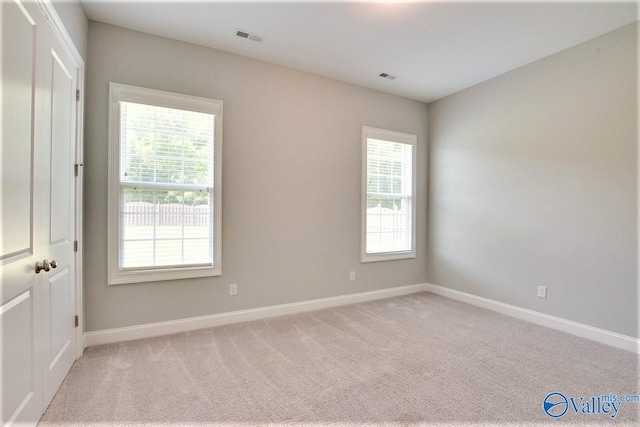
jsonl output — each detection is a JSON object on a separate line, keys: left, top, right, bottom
{"left": 361, "top": 126, "right": 417, "bottom": 263}
{"left": 107, "top": 83, "right": 223, "bottom": 285}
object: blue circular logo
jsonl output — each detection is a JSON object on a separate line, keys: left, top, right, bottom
{"left": 543, "top": 392, "right": 568, "bottom": 418}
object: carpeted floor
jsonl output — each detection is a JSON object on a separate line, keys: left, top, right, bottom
{"left": 39, "top": 292, "right": 639, "bottom": 426}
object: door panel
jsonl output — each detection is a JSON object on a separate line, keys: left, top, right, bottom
{"left": 0, "top": 0, "right": 35, "bottom": 261}
{"left": 1, "top": 1, "right": 43, "bottom": 425}
{"left": 0, "top": 291, "right": 37, "bottom": 426}
{"left": 39, "top": 32, "right": 77, "bottom": 407}
{"left": 45, "top": 268, "right": 71, "bottom": 371}
{"left": 49, "top": 51, "right": 73, "bottom": 245}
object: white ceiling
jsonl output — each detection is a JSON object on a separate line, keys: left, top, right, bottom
{"left": 81, "top": 1, "right": 638, "bottom": 103}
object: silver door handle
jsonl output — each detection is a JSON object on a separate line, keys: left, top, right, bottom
{"left": 36, "top": 260, "right": 49, "bottom": 273}
{"left": 35, "top": 259, "right": 57, "bottom": 274}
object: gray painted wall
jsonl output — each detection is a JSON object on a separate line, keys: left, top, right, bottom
{"left": 84, "top": 21, "right": 429, "bottom": 332}
{"left": 52, "top": 0, "right": 88, "bottom": 61}
{"left": 427, "top": 23, "right": 638, "bottom": 337}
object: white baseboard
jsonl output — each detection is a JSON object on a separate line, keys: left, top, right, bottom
{"left": 427, "top": 283, "right": 639, "bottom": 353}
{"left": 84, "top": 283, "right": 428, "bottom": 347}
{"left": 84, "top": 282, "right": 638, "bottom": 353}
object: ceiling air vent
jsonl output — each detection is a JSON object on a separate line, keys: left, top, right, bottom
{"left": 379, "top": 73, "right": 397, "bottom": 80}
{"left": 235, "top": 29, "right": 264, "bottom": 43}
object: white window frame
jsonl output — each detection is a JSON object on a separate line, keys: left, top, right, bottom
{"left": 361, "top": 126, "right": 417, "bottom": 263}
{"left": 107, "top": 83, "right": 223, "bottom": 285}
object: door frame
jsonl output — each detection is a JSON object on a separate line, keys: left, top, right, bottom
{"left": 38, "top": 0, "right": 85, "bottom": 359}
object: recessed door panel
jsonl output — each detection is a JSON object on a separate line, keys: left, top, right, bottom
{"left": 49, "top": 51, "right": 73, "bottom": 245}
{"left": 0, "top": 291, "right": 39, "bottom": 426}
{"left": 46, "top": 267, "right": 71, "bottom": 369}
{"left": 0, "top": 0, "right": 35, "bottom": 260}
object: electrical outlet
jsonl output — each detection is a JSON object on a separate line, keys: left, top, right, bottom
{"left": 537, "top": 285, "right": 547, "bottom": 298}
{"left": 229, "top": 283, "right": 237, "bottom": 296}
{"left": 349, "top": 271, "right": 356, "bottom": 281}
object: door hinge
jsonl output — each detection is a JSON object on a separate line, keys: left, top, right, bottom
{"left": 74, "top": 240, "right": 78, "bottom": 252}
{"left": 74, "top": 163, "right": 83, "bottom": 177}
{"left": 76, "top": 89, "right": 80, "bottom": 102}
{"left": 74, "top": 315, "right": 79, "bottom": 328}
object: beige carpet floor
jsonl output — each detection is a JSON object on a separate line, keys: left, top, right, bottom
{"left": 39, "top": 292, "right": 639, "bottom": 426}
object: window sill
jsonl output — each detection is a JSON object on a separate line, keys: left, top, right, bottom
{"left": 361, "top": 251, "right": 415, "bottom": 263}
{"left": 108, "top": 265, "right": 221, "bottom": 286}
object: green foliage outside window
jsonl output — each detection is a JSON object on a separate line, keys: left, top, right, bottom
{"left": 121, "top": 102, "right": 214, "bottom": 206}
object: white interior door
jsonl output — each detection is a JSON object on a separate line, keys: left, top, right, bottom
{"left": 1, "top": 0, "right": 44, "bottom": 425}
{"left": 36, "top": 9, "right": 78, "bottom": 408}
{"left": 1, "top": 0, "right": 79, "bottom": 423}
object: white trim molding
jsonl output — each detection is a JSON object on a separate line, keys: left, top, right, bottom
{"left": 84, "top": 283, "right": 428, "bottom": 347}
{"left": 428, "top": 283, "right": 640, "bottom": 354}
{"left": 361, "top": 126, "right": 417, "bottom": 263}
{"left": 38, "top": 0, "right": 84, "bottom": 67}
{"left": 84, "top": 282, "right": 639, "bottom": 353}
{"left": 107, "top": 83, "right": 223, "bottom": 285}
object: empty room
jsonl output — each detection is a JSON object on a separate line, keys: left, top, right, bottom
{"left": 1, "top": 0, "right": 639, "bottom": 425}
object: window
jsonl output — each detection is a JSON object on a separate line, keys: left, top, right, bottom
{"left": 108, "top": 83, "right": 222, "bottom": 285}
{"left": 361, "top": 126, "right": 416, "bottom": 262}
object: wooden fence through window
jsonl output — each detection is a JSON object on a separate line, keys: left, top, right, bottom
{"left": 123, "top": 202, "right": 209, "bottom": 227}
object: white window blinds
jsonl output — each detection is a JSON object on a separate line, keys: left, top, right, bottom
{"left": 366, "top": 138, "right": 413, "bottom": 254}
{"left": 119, "top": 101, "right": 215, "bottom": 270}
{"left": 361, "top": 126, "right": 416, "bottom": 262}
